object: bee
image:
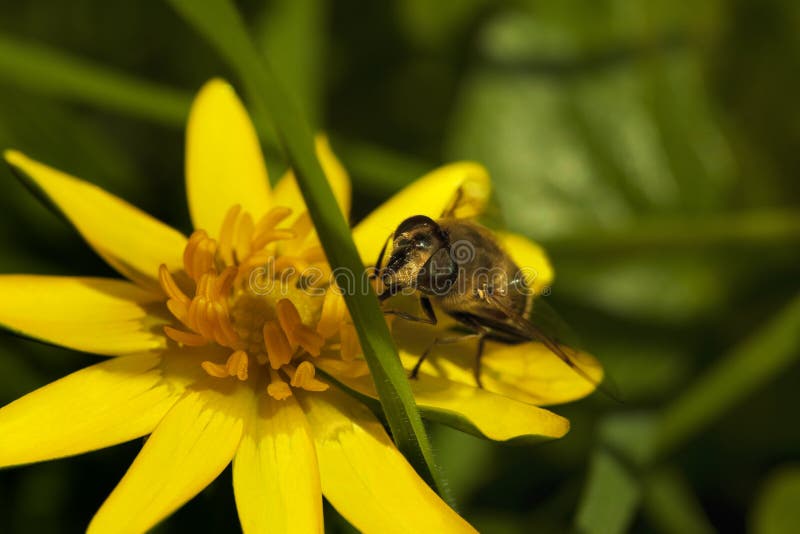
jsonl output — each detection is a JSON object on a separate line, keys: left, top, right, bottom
{"left": 374, "top": 213, "right": 608, "bottom": 395}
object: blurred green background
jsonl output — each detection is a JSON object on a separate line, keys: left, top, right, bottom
{"left": 0, "top": 1, "right": 799, "bottom": 532}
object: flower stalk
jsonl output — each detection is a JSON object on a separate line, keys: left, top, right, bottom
{"left": 166, "top": 0, "right": 449, "bottom": 497}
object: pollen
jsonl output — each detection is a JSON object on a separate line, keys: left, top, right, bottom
{"left": 158, "top": 204, "right": 361, "bottom": 400}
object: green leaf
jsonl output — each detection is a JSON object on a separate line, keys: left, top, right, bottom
{"left": 543, "top": 211, "right": 800, "bottom": 256}
{"left": 253, "top": 0, "right": 325, "bottom": 125}
{"left": 0, "top": 32, "right": 433, "bottom": 202}
{"left": 0, "top": 34, "right": 190, "bottom": 126}
{"left": 575, "top": 449, "right": 641, "bottom": 534}
{"left": 752, "top": 466, "right": 800, "bottom": 534}
{"left": 655, "top": 292, "right": 800, "bottom": 458}
{"left": 643, "top": 468, "right": 715, "bottom": 534}
{"left": 444, "top": 3, "right": 740, "bottom": 323}
{"left": 575, "top": 413, "right": 656, "bottom": 534}
{"left": 165, "top": 0, "right": 448, "bottom": 499}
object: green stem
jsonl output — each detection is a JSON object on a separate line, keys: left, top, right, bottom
{"left": 165, "top": 0, "right": 448, "bottom": 498}
{"left": 0, "top": 34, "right": 190, "bottom": 125}
{"left": 655, "top": 292, "right": 800, "bottom": 458}
{"left": 542, "top": 211, "right": 800, "bottom": 255}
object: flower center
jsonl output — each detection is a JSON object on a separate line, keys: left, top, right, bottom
{"left": 158, "top": 204, "right": 360, "bottom": 400}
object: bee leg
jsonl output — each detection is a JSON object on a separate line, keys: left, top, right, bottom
{"left": 473, "top": 336, "right": 487, "bottom": 388}
{"left": 383, "top": 296, "right": 437, "bottom": 324}
{"left": 377, "top": 284, "right": 398, "bottom": 302}
{"left": 441, "top": 186, "right": 464, "bottom": 218}
{"left": 409, "top": 330, "right": 482, "bottom": 379}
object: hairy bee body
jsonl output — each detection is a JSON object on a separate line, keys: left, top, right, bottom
{"left": 430, "top": 219, "right": 530, "bottom": 344}
{"left": 377, "top": 213, "right": 607, "bottom": 394}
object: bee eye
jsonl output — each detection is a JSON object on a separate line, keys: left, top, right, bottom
{"left": 414, "top": 236, "right": 431, "bottom": 250}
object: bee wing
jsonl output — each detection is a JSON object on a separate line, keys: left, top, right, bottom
{"left": 482, "top": 292, "right": 621, "bottom": 401}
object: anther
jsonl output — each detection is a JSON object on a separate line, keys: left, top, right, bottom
{"left": 164, "top": 326, "right": 208, "bottom": 346}
{"left": 267, "top": 369, "right": 292, "bottom": 400}
{"left": 263, "top": 320, "right": 293, "bottom": 369}
{"left": 287, "top": 361, "right": 328, "bottom": 392}
{"left": 277, "top": 299, "right": 324, "bottom": 356}
{"left": 218, "top": 204, "right": 242, "bottom": 265}
{"left": 228, "top": 350, "right": 250, "bottom": 381}
{"left": 158, "top": 265, "right": 190, "bottom": 305}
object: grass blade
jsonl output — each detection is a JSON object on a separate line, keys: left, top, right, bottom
{"left": 0, "top": 34, "right": 190, "bottom": 125}
{"left": 656, "top": 292, "right": 800, "bottom": 458}
{"left": 166, "top": 0, "right": 448, "bottom": 497}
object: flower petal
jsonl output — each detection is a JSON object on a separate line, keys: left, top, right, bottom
{"left": 0, "top": 352, "right": 180, "bottom": 468}
{"left": 388, "top": 315, "right": 601, "bottom": 406}
{"left": 0, "top": 275, "right": 166, "bottom": 356}
{"left": 186, "top": 79, "right": 271, "bottom": 234}
{"left": 272, "top": 134, "right": 351, "bottom": 222}
{"left": 496, "top": 231, "right": 554, "bottom": 295}
{"left": 403, "top": 343, "right": 601, "bottom": 407}
{"left": 88, "top": 383, "right": 249, "bottom": 534}
{"left": 3, "top": 150, "right": 187, "bottom": 291}
{"left": 298, "top": 388, "right": 476, "bottom": 533}
{"left": 233, "top": 394, "right": 322, "bottom": 534}
{"left": 353, "top": 162, "right": 490, "bottom": 265}
{"left": 318, "top": 359, "right": 569, "bottom": 443}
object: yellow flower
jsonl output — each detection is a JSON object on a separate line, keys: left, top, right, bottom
{"left": 0, "top": 79, "right": 599, "bottom": 533}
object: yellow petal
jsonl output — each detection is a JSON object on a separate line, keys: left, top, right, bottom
{"left": 272, "top": 134, "right": 351, "bottom": 222}
{"left": 0, "top": 353, "right": 179, "bottom": 468}
{"left": 233, "top": 394, "right": 322, "bottom": 534}
{"left": 186, "top": 79, "right": 271, "bottom": 234}
{"left": 389, "top": 316, "right": 601, "bottom": 406}
{"left": 446, "top": 342, "right": 602, "bottom": 406}
{"left": 88, "top": 384, "right": 249, "bottom": 534}
{"left": 353, "top": 162, "right": 490, "bottom": 265}
{"left": 0, "top": 275, "right": 166, "bottom": 355}
{"left": 298, "top": 388, "right": 476, "bottom": 534}
{"left": 318, "top": 359, "right": 569, "bottom": 443}
{"left": 496, "top": 231, "right": 554, "bottom": 295}
{"left": 4, "top": 150, "right": 187, "bottom": 291}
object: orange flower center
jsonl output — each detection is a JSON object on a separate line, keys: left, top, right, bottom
{"left": 158, "top": 204, "right": 362, "bottom": 399}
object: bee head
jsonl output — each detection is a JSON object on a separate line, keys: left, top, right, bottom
{"left": 381, "top": 215, "right": 454, "bottom": 295}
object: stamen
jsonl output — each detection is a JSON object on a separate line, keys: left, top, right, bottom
{"left": 286, "top": 361, "right": 329, "bottom": 392}
{"left": 214, "top": 266, "right": 238, "bottom": 299}
{"left": 254, "top": 206, "right": 292, "bottom": 236}
{"left": 173, "top": 269, "right": 240, "bottom": 348}
{"left": 250, "top": 229, "right": 296, "bottom": 251}
{"left": 200, "top": 350, "right": 250, "bottom": 381}
{"left": 291, "top": 213, "right": 313, "bottom": 243}
{"left": 161, "top": 203, "right": 354, "bottom": 399}
{"left": 237, "top": 251, "right": 273, "bottom": 282}
{"left": 158, "top": 265, "right": 190, "bottom": 305}
{"left": 277, "top": 299, "right": 324, "bottom": 356}
{"left": 214, "top": 301, "right": 241, "bottom": 347}
{"left": 164, "top": 326, "right": 208, "bottom": 346}
{"left": 267, "top": 369, "right": 292, "bottom": 400}
{"left": 201, "top": 360, "right": 229, "bottom": 378}
{"left": 166, "top": 298, "right": 189, "bottom": 323}
{"left": 263, "top": 320, "right": 293, "bottom": 370}
{"left": 184, "top": 230, "right": 218, "bottom": 281}
{"left": 234, "top": 212, "right": 254, "bottom": 262}
{"left": 228, "top": 350, "right": 250, "bottom": 381}
{"left": 218, "top": 204, "right": 242, "bottom": 265}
